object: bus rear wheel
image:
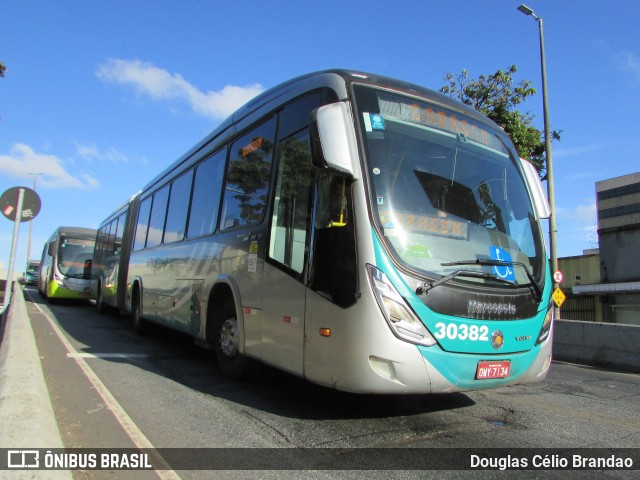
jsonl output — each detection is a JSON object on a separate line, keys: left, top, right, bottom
{"left": 96, "top": 283, "right": 107, "bottom": 314}
{"left": 131, "top": 290, "right": 145, "bottom": 334}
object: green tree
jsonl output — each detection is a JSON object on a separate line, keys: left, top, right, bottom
{"left": 440, "top": 65, "right": 560, "bottom": 180}
{"left": 0, "top": 61, "right": 6, "bottom": 78}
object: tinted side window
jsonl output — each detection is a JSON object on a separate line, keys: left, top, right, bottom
{"left": 310, "top": 172, "right": 357, "bottom": 308}
{"left": 105, "top": 219, "right": 116, "bottom": 256}
{"left": 164, "top": 170, "right": 193, "bottom": 244}
{"left": 114, "top": 212, "right": 126, "bottom": 256}
{"left": 269, "top": 130, "right": 313, "bottom": 274}
{"left": 96, "top": 226, "right": 107, "bottom": 260}
{"left": 221, "top": 117, "right": 276, "bottom": 230}
{"left": 278, "top": 92, "right": 322, "bottom": 139}
{"left": 134, "top": 197, "right": 152, "bottom": 251}
{"left": 188, "top": 149, "right": 226, "bottom": 238}
{"left": 146, "top": 185, "right": 170, "bottom": 249}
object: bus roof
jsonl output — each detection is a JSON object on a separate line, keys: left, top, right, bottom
{"left": 136, "top": 69, "right": 501, "bottom": 196}
{"left": 53, "top": 226, "right": 98, "bottom": 238}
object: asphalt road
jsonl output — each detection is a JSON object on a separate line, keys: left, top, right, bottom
{"left": 24, "top": 287, "right": 640, "bottom": 479}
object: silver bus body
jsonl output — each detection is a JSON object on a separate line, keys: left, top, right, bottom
{"left": 95, "top": 70, "right": 553, "bottom": 393}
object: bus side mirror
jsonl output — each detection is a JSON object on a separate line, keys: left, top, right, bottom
{"left": 310, "top": 102, "right": 359, "bottom": 180}
{"left": 48, "top": 241, "right": 57, "bottom": 256}
{"left": 520, "top": 158, "right": 551, "bottom": 219}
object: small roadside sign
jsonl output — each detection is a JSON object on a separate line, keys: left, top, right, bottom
{"left": 553, "top": 270, "right": 563, "bottom": 284}
{"left": 552, "top": 287, "right": 566, "bottom": 308}
{"left": 1, "top": 186, "right": 41, "bottom": 222}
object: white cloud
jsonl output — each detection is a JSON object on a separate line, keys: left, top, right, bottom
{"left": 553, "top": 144, "right": 604, "bottom": 159}
{"left": 75, "top": 142, "right": 136, "bottom": 165}
{"left": 556, "top": 202, "right": 599, "bottom": 254}
{"left": 96, "top": 59, "right": 265, "bottom": 120}
{"left": 575, "top": 202, "right": 597, "bottom": 223}
{"left": 0, "top": 143, "right": 99, "bottom": 189}
{"left": 616, "top": 50, "right": 640, "bottom": 83}
{"left": 558, "top": 201, "right": 596, "bottom": 223}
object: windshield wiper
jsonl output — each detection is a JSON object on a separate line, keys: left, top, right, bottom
{"left": 441, "top": 259, "right": 542, "bottom": 302}
{"left": 415, "top": 269, "right": 516, "bottom": 296}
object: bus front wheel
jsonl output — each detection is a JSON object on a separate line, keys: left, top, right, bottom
{"left": 213, "top": 299, "right": 258, "bottom": 380}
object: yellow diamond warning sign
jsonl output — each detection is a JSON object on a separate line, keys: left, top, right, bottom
{"left": 552, "top": 287, "right": 566, "bottom": 308}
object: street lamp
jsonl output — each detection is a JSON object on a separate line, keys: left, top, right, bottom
{"left": 26, "top": 172, "right": 42, "bottom": 263}
{"left": 518, "top": 4, "right": 559, "bottom": 287}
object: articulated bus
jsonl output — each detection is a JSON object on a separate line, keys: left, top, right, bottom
{"left": 92, "top": 195, "right": 138, "bottom": 313}
{"left": 94, "top": 70, "right": 553, "bottom": 394}
{"left": 39, "top": 226, "right": 97, "bottom": 301}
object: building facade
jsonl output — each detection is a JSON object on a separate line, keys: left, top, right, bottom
{"left": 572, "top": 172, "right": 640, "bottom": 325}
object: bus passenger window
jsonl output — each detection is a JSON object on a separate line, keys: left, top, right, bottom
{"left": 134, "top": 197, "right": 152, "bottom": 251}
{"left": 113, "top": 212, "right": 126, "bottom": 256}
{"left": 164, "top": 170, "right": 193, "bottom": 244}
{"left": 146, "top": 185, "right": 169, "bottom": 249}
{"left": 188, "top": 149, "right": 226, "bottom": 238}
{"left": 221, "top": 117, "right": 276, "bottom": 230}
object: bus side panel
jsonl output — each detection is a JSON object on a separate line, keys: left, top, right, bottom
{"left": 127, "top": 228, "right": 268, "bottom": 344}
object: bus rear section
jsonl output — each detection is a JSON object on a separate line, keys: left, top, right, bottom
{"left": 39, "top": 226, "right": 97, "bottom": 301}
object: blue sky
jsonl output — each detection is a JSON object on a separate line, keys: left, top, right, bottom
{"left": 1, "top": 0, "right": 639, "bottom": 273}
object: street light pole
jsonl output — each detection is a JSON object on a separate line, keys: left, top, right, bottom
{"left": 518, "top": 4, "right": 559, "bottom": 287}
{"left": 26, "top": 172, "right": 42, "bottom": 263}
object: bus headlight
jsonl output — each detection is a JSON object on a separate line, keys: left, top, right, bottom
{"left": 534, "top": 305, "right": 554, "bottom": 346}
{"left": 366, "top": 264, "right": 436, "bottom": 347}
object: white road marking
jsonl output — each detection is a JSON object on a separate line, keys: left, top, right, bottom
{"left": 67, "top": 353, "right": 148, "bottom": 359}
{"left": 29, "top": 295, "right": 181, "bottom": 480}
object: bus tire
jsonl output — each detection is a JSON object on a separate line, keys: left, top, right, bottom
{"left": 96, "top": 283, "right": 108, "bottom": 314}
{"left": 213, "top": 299, "right": 259, "bottom": 380}
{"left": 131, "top": 289, "right": 145, "bottom": 334}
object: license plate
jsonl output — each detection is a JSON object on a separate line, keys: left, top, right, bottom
{"left": 476, "top": 360, "right": 510, "bottom": 380}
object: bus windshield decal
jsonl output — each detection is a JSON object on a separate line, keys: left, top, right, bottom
{"left": 363, "top": 113, "right": 386, "bottom": 132}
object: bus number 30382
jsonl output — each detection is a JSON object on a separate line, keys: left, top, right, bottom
{"left": 433, "top": 322, "right": 490, "bottom": 342}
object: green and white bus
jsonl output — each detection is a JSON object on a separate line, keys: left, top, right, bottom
{"left": 39, "top": 226, "right": 97, "bottom": 301}
{"left": 95, "top": 70, "right": 553, "bottom": 393}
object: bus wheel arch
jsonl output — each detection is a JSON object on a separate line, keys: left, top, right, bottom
{"left": 206, "top": 283, "right": 258, "bottom": 380}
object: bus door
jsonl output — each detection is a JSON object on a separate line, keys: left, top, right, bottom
{"left": 304, "top": 172, "right": 358, "bottom": 381}
{"left": 262, "top": 130, "right": 314, "bottom": 375}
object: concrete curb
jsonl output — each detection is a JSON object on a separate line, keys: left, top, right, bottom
{"left": 0, "top": 284, "right": 72, "bottom": 479}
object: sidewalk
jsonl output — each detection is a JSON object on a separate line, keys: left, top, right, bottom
{"left": 0, "top": 283, "right": 71, "bottom": 479}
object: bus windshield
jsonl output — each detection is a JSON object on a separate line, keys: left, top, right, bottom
{"left": 355, "top": 86, "right": 545, "bottom": 286}
{"left": 58, "top": 237, "right": 94, "bottom": 278}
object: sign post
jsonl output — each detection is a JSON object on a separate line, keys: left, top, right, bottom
{"left": 552, "top": 270, "right": 564, "bottom": 318}
{"left": 1, "top": 186, "right": 42, "bottom": 313}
